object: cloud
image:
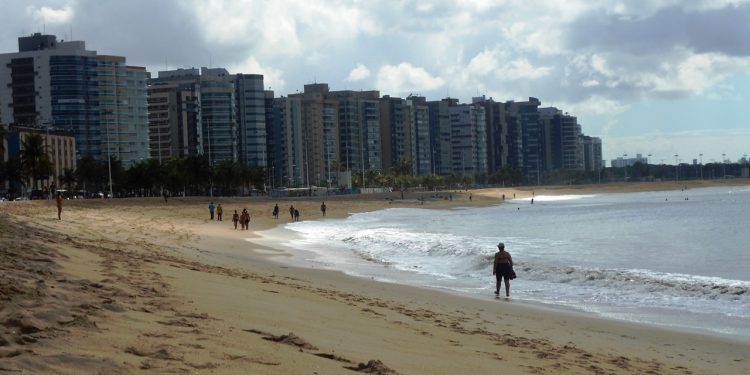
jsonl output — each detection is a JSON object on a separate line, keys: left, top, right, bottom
{"left": 228, "top": 56, "right": 286, "bottom": 93}
{"left": 346, "top": 63, "right": 371, "bottom": 82}
{"left": 566, "top": 3, "right": 750, "bottom": 57}
{"left": 27, "top": 4, "right": 74, "bottom": 25}
{"left": 496, "top": 59, "right": 553, "bottom": 80}
{"left": 376, "top": 63, "right": 445, "bottom": 97}
{"left": 467, "top": 49, "right": 498, "bottom": 76}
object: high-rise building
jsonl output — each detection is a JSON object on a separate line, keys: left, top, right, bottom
{"left": 449, "top": 104, "right": 487, "bottom": 178}
{"left": 235, "top": 74, "right": 267, "bottom": 167}
{"left": 0, "top": 33, "right": 149, "bottom": 167}
{"left": 504, "top": 98, "right": 541, "bottom": 182}
{"left": 270, "top": 95, "right": 304, "bottom": 186}
{"left": 406, "top": 95, "right": 431, "bottom": 176}
{"left": 325, "top": 90, "right": 381, "bottom": 174}
{"left": 98, "top": 55, "right": 149, "bottom": 167}
{"left": 201, "top": 67, "right": 237, "bottom": 166}
{"left": 539, "top": 107, "right": 583, "bottom": 171}
{"left": 147, "top": 68, "right": 202, "bottom": 160}
{"left": 473, "top": 96, "right": 508, "bottom": 174}
{"left": 427, "top": 98, "right": 457, "bottom": 176}
{"left": 380, "top": 95, "right": 414, "bottom": 174}
{"left": 290, "top": 84, "right": 339, "bottom": 186}
{"left": 582, "top": 136, "right": 603, "bottom": 172}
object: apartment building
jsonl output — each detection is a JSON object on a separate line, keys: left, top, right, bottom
{"left": 0, "top": 33, "right": 148, "bottom": 166}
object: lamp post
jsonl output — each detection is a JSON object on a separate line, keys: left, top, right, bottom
{"left": 101, "top": 110, "right": 114, "bottom": 199}
{"left": 674, "top": 154, "right": 679, "bottom": 181}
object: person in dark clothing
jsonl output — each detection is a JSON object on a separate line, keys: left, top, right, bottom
{"left": 492, "top": 242, "right": 514, "bottom": 297}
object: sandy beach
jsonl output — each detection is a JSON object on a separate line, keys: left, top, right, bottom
{"left": 1, "top": 180, "right": 749, "bottom": 374}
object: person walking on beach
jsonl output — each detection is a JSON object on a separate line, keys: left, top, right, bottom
{"left": 217, "top": 203, "right": 224, "bottom": 221}
{"left": 273, "top": 204, "right": 279, "bottom": 219}
{"left": 163, "top": 190, "right": 169, "bottom": 203}
{"left": 56, "top": 192, "right": 64, "bottom": 220}
{"left": 289, "top": 205, "right": 295, "bottom": 220}
{"left": 208, "top": 201, "right": 216, "bottom": 220}
{"left": 241, "top": 208, "right": 250, "bottom": 230}
{"left": 293, "top": 208, "right": 300, "bottom": 222}
{"left": 320, "top": 202, "right": 327, "bottom": 216}
{"left": 493, "top": 242, "right": 514, "bottom": 297}
{"left": 232, "top": 210, "right": 240, "bottom": 230}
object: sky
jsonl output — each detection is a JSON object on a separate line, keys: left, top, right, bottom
{"left": 1, "top": 0, "right": 749, "bottom": 165}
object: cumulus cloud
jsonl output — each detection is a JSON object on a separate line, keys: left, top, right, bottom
{"left": 229, "top": 56, "right": 286, "bottom": 92}
{"left": 567, "top": 2, "right": 750, "bottom": 57}
{"left": 496, "top": 59, "right": 553, "bottom": 80}
{"left": 2, "top": 0, "right": 749, "bottom": 161}
{"left": 376, "top": 63, "right": 445, "bottom": 97}
{"left": 467, "top": 49, "right": 498, "bottom": 76}
{"left": 346, "top": 63, "right": 371, "bottom": 82}
{"left": 27, "top": 4, "right": 74, "bottom": 24}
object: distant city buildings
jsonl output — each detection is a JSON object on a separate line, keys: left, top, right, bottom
{"left": 611, "top": 153, "right": 648, "bottom": 168}
{"left": 0, "top": 33, "right": 148, "bottom": 167}
{"left": 1, "top": 32, "right": 606, "bottom": 192}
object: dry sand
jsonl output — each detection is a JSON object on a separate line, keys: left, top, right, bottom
{"left": 1, "top": 180, "right": 749, "bottom": 374}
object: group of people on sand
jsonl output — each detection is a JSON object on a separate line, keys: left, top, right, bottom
{"left": 289, "top": 205, "right": 300, "bottom": 221}
{"left": 206, "top": 201, "right": 330, "bottom": 228}
{"left": 233, "top": 208, "right": 251, "bottom": 230}
{"left": 208, "top": 201, "right": 224, "bottom": 221}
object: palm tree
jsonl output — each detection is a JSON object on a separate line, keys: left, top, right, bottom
{"left": 5, "top": 158, "right": 24, "bottom": 198}
{"left": 0, "top": 124, "right": 7, "bottom": 160}
{"left": 0, "top": 125, "right": 7, "bottom": 191}
{"left": 59, "top": 168, "right": 76, "bottom": 190}
{"left": 20, "top": 133, "right": 53, "bottom": 191}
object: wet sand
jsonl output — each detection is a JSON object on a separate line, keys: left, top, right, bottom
{"left": 1, "top": 180, "right": 749, "bottom": 374}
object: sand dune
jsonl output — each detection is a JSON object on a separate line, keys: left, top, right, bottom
{"left": 1, "top": 180, "right": 749, "bottom": 374}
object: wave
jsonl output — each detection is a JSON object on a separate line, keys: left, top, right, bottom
{"left": 516, "top": 194, "right": 598, "bottom": 202}
{"left": 515, "top": 263, "right": 749, "bottom": 304}
{"left": 315, "top": 225, "right": 750, "bottom": 307}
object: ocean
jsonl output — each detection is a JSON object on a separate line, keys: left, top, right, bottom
{"left": 271, "top": 186, "right": 750, "bottom": 339}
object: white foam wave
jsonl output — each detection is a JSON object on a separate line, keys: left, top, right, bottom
{"left": 518, "top": 194, "right": 598, "bottom": 202}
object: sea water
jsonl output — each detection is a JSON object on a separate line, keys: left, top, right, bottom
{"left": 275, "top": 186, "right": 750, "bottom": 339}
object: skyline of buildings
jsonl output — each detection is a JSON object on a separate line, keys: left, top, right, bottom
{"left": 0, "top": 33, "right": 149, "bottom": 168}
{"left": 0, "top": 32, "right": 610, "bottom": 190}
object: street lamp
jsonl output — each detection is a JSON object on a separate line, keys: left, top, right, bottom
{"left": 101, "top": 110, "right": 114, "bottom": 199}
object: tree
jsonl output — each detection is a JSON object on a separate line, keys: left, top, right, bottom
{"left": 393, "top": 158, "right": 413, "bottom": 176}
{"left": 5, "top": 158, "right": 23, "bottom": 198}
{"left": 76, "top": 155, "right": 106, "bottom": 193}
{"left": 214, "top": 160, "right": 240, "bottom": 195}
{"left": 20, "top": 133, "right": 53, "bottom": 190}
{"left": 59, "top": 168, "right": 76, "bottom": 190}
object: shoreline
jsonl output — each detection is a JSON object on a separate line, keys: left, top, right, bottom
{"left": 247, "top": 198, "right": 750, "bottom": 344}
{"left": 1, "top": 180, "right": 749, "bottom": 374}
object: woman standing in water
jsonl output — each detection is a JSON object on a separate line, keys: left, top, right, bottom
{"left": 493, "top": 242, "right": 514, "bottom": 297}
